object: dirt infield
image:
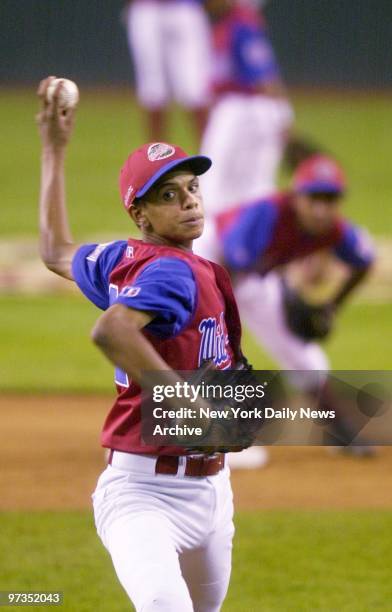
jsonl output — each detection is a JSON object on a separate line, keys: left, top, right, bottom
{"left": 1, "top": 395, "right": 391, "bottom": 511}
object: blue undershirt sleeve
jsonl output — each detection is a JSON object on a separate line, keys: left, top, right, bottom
{"left": 114, "top": 257, "right": 197, "bottom": 339}
{"left": 232, "top": 24, "right": 281, "bottom": 86}
{"left": 222, "top": 201, "right": 278, "bottom": 271}
{"left": 71, "top": 240, "right": 128, "bottom": 310}
{"left": 334, "top": 224, "right": 375, "bottom": 268}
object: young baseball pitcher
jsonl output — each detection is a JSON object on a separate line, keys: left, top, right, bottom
{"left": 37, "top": 76, "right": 246, "bottom": 611}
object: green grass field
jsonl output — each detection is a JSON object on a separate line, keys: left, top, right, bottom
{"left": 2, "top": 89, "right": 392, "bottom": 238}
{"left": 1, "top": 88, "right": 391, "bottom": 390}
{"left": 0, "top": 294, "right": 391, "bottom": 392}
{"left": 1, "top": 89, "right": 391, "bottom": 611}
{"left": 2, "top": 510, "right": 391, "bottom": 611}
{"left": 1, "top": 88, "right": 391, "bottom": 388}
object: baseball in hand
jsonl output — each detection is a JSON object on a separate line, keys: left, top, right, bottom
{"left": 46, "top": 78, "right": 79, "bottom": 110}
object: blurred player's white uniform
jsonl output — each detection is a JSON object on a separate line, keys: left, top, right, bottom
{"left": 197, "top": 2, "right": 292, "bottom": 469}
{"left": 200, "top": 2, "right": 293, "bottom": 211}
{"left": 125, "top": 0, "right": 211, "bottom": 110}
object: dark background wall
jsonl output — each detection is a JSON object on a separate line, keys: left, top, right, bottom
{"left": 1, "top": 0, "right": 391, "bottom": 87}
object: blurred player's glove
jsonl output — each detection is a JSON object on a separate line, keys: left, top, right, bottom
{"left": 282, "top": 283, "right": 335, "bottom": 341}
{"left": 186, "top": 357, "right": 265, "bottom": 454}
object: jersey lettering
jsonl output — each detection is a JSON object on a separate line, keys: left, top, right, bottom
{"left": 198, "top": 312, "right": 230, "bottom": 367}
{"left": 86, "top": 241, "right": 114, "bottom": 263}
{"left": 120, "top": 285, "right": 141, "bottom": 298}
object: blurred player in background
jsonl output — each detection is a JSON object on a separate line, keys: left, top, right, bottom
{"left": 200, "top": 0, "right": 293, "bottom": 211}
{"left": 123, "top": 0, "right": 212, "bottom": 141}
{"left": 195, "top": 154, "right": 375, "bottom": 466}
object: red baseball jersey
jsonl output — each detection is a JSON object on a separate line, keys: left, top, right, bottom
{"left": 72, "top": 238, "right": 242, "bottom": 455}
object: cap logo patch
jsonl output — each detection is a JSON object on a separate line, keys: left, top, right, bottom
{"left": 315, "top": 161, "right": 336, "bottom": 180}
{"left": 147, "top": 143, "right": 175, "bottom": 162}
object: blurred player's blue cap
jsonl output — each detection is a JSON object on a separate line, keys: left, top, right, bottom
{"left": 119, "top": 142, "right": 212, "bottom": 209}
{"left": 293, "top": 154, "right": 346, "bottom": 195}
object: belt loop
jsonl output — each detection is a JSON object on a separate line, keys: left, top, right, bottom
{"left": 176, "top": 456, "right": 187, "bottom": 478}
{"left": 108, "top": 449, "right": 114, "bottom": 465}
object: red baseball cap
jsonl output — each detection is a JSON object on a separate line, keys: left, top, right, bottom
{"left": 293, "top": 154, "right": 346, "bottom": 195}
{"left": 119, "top": 142, "right": 212, "bottom": 209}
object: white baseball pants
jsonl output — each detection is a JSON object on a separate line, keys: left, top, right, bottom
{"left": 200, "top": 93, "right": 294, "bottom": 213}
{"left": 234, "top": 272, "right": 330, "bottom": 378}
{"left": 126, "top": 0, "right": 211, "bottom": 109}
{"left": 92, "top": 455, "right": 234, "bottom": 611}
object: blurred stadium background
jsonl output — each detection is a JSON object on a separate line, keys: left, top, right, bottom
{"left": 1, "top": 1, "right": 391, "bottom": 610}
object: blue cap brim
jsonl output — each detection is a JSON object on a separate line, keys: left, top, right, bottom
{"left": 136, "top": 155, "right": 212, "bottom": 198}
{"left": 296, "top": 180, "right": 344, "bottom": 195}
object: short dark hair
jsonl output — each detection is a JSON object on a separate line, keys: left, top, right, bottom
{"left": 132, "top": 196, "right": 145, "bottom": 208}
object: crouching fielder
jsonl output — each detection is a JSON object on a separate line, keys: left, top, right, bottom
{"left": 194, "top": 155, "right": 375, "bottom": 461}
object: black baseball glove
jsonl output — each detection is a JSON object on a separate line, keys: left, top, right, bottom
{"left": 184, "top": 357, "right": 265, "bottom": 453}
{"left": 282, "top": 283, "right": 335, "bottom": 341}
